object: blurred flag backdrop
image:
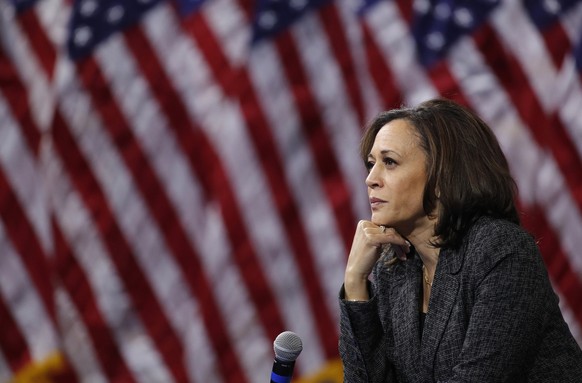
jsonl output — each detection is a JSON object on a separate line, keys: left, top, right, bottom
{"left": 1, "top": 0, "right": 582, "bottom": 382}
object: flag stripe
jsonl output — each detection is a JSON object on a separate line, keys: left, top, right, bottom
{"left": 0, "top": 289, "right": 30, "bottom": 372}
{"left": 0, "top": 48, "right": 42, "bottom": 156}
{"left": 539, "top": 21, "right": 572, "bottom": 68}
{"left": 446, "top": 35, "right": 582, "bottom": 340}
{"left": 275, "top": 31, "right": 357, "bottom": 253}
{"left": 181, "top": 8, "right": 341, "bottom": 359}
{"left": 74, "top": 50, "right": 242, "bottom": 383}
{"left": 522, "top": 206, "right": 582, "bottom": 322}
{"left": 50, "top": 110, "right": 189, "bottom": 383}
{"left": 474, "top": 23, "right": 582, "bottom": 215}
{"left": 318, "top": 3, "right": 366, "bottom": 124}
{"left": 54, "top": 287, "right": 108, "bottom": 383}
{"left": 362, "top": 23, "right": 404, "bottom": 110}
{"left": 16, "top": 8, "right": 56, "bottom": 79}
{"left": 46, "top": 133, "right": 175, "bottom": 383}
{"left": 52, "top": 219, "right": 138, "bottom": 383}
{"left": 122, "top": 23, "right": 287, "bottom": 345}
{"left": 3, "top": 1, "right": 582, "bottom": 381}
{"left": 0, "top": 165, "right": 55, "bottom": 321}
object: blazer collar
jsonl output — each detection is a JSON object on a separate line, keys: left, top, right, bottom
{"left": 388, "top": 256, "right": 424, "bottom": 381}
{"left": 420, "top": 247, "right": 462, "bottom": 377}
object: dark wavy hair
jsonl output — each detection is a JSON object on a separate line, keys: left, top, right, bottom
{"left": 360, "top": 98, "right": 519, "bottom": 249}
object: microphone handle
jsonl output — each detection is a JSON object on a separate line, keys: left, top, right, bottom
{"left": 270, "top": 358, "right": 296, "bottom": 383}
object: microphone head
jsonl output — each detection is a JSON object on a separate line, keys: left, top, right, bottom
{"left": 273, "top": 331, "right": 303, "bottom": 362}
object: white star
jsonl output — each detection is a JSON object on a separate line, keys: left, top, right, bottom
{"left": 413, "top": 0, "right": 430, "bottom": 14}
{"left": 106, "top": 5, "right": 124, "bottom": 24}
{"left": 79, "top": 0, "right": 98, "bottom": 17}
{"left": 258, "top": 11, "right": 277, "bottom": 30}
{"left": 454, "top": 7, "right": 473, "bottom": 28}
{"left": 434, "top": 3, "right": 451, "bottom": 20}
{"left": 290, "top": 0, "right": 307, "bottom": 11}
{"left": 543, "top": 0, "right": 561, "bottom": 14}
{"left": 73, "top": 26, "right": 92, "bottom": 47}
{"left": 426, "top": 31, "right": 445, "bottom": 50}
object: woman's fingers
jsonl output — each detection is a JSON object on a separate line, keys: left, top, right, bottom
{"left": 361, "top": 223, "right": 411, "bottom": 260}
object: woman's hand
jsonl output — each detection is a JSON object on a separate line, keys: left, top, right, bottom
{"left": 344, "top": 220, "right": 410, "bottom": 301}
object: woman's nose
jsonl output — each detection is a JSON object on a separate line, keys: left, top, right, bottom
{"left": 365, "top": 164, "right": 381, "bottom": 188}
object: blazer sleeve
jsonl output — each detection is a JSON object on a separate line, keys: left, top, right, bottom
{"left": 339, "top": 281, "right": 396, "bottom": 383}
{"left": 442, "top": 227, "right": 559, "bottom": 382}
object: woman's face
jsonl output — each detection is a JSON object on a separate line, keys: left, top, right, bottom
{"left": 366, "top": 118, "right": 431, "bottom": 236}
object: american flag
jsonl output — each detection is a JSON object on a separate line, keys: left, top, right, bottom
{"left": 0, "top": 0, "right": 581, "bottom": 382}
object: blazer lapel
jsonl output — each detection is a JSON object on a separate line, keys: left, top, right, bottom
{"left": 421, "top": 248, "right": 462, "bottom": 377}
{"left": 388, "top": 258, "right": 423, "bottom": 380}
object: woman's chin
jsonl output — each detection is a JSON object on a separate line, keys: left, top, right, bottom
{"left": 370, "top": 214, "right": 390, "bottom": 227}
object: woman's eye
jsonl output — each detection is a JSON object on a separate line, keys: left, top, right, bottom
{"left": 365, "top": 161, "right": 375, "bottom": 171}
{"left": 383, "top": 157, "right": 397, "bottom": 166}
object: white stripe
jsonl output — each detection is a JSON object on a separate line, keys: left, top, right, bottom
{"left": 334, "top": 0, "right": 384, "bottom": 120}
{"left": 142, "top": 7, "right": 271, "bottom": 383}
{"left": 142, "top": 5, "right": 326, "bottom": 377}
{"left": 490, "top": 2, "right": 561, "bottom": 112}
{"left": 491, "top": 2, "right": 582, "bottom": 160}
{"left": 44, "top": 115, "right": 173, "bottom": 383}
{"left": 556, "top": 288, "right": 582, "bottom": 347}
{"left": 0, "top": 4, "right": 54, "bottom": 131}
{"left": 561, "top": 2, "right": 582, "bottom": 45}
{"left": 293, "top": 10, "right": 370, "bottom": 220}
{"left": 95, "top": 11, "right": 231, "bottom": 382}
{"left": 558, "top": 5, "right": 582, "bottom": 160}
{"left": 291, "top": 12, "right": 369, "bottom": 324}
{"left": 203, "top": 0, "right": 251, "bottom": 67}
{"left": 448, "top": 37, "right": 582, "bottom": 280}
{"left": 246, "top": 42, "right": 334, "bottom": 375}
{"left": 35, "top": 0, "right": 70, "bottom": 50}
{"left": 54, "top": 286, "right": 108, "bottom": 383}
{"left": 0, "top": 222, "right": 59, "bottom": 362}
{"left": 145, "top": 3, "right": 334, "bottom": 381}
{"left": 364, "top": 1, "right": 438, "bottom": 106}
{"left": 0, "top": 93, "right": 52, "bottom": 255}
{"left": 0, "top": 347, "right": 12, "bottom": 382}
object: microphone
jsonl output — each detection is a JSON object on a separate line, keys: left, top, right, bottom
{"left": 270, "top": 331, "right": 303, "bottom": 383}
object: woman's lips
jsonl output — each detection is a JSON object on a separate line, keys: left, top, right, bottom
{"left": 369, "top": 197, "right": 386, "bottom": 209}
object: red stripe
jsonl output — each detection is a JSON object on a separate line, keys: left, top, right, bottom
{"left": 318, "top": 3, "right": 366, "bottom": 124}
{"left": 74, "top": 55, "right": 245, "bottom": 383}
{"left": 394, "top": 0, "right": 413, "bottom": 24}
{"left": 0, "top": 292, "right": 30, "bottom": 372}
{"left": 275, "top": 31, "right": 358, "bottom": 252}
{"left": 17, "top": 9, "right": 56, "bottom": 79}
{"left": 426, "top": 60, "right": 471, "bottom": 108}
{"left": 0, "top": 47, "right": 42, "bottom": 157}
{"left": 51, "top": 219, "right": 138, "bottom": 383}
{"left": 361, "top": 23, "right": 403, "bottom": 111}
{"left": 0, "top": 166, "right": 55, "bottom": 321}
{"left": 181, "top": 13, "right": 340, "bottom": 358}
{"left": 50, "top": 110, "right": 189, "bottom": 383}
{"left": 538, "top": 21, "right": 572, "bottom": 69}
{"left": 521, "top": 205, "right": 582, "bottom": 325}
{"left": 235, "top": 0, "right": 358, "bottom": 251}
{"left": 474, "top": 24, "right": 582, "bottom": 214}
{"left": 121, "top": 25, "right": 287, "bottom": 346}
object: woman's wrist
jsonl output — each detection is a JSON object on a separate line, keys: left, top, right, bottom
{"left": 344, "top": 275, "right": 370, "bottom": 301}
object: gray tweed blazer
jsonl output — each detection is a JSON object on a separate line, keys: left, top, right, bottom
{"left": 339, "top": 216, "right": 582, "bottom": 382}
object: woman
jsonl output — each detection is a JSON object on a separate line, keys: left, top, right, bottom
{"left": 339, "top": 99, "right": 582, "bottom": 382}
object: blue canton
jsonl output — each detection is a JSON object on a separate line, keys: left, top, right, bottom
{"left": 67, "top": 0, "right": 163, "bottom": 60}
{"left": 251, "top": 0, "right": 333, "bottom": 43}
{"left": 411, "top": 0, "right": 501, "bottom": 68}
{"left": 523, "top": 0, "right": 580, "bottom": 29}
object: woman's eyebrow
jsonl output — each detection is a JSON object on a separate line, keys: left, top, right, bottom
{"left": 380, "top": 149, "right": 400, "bottom": 157}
